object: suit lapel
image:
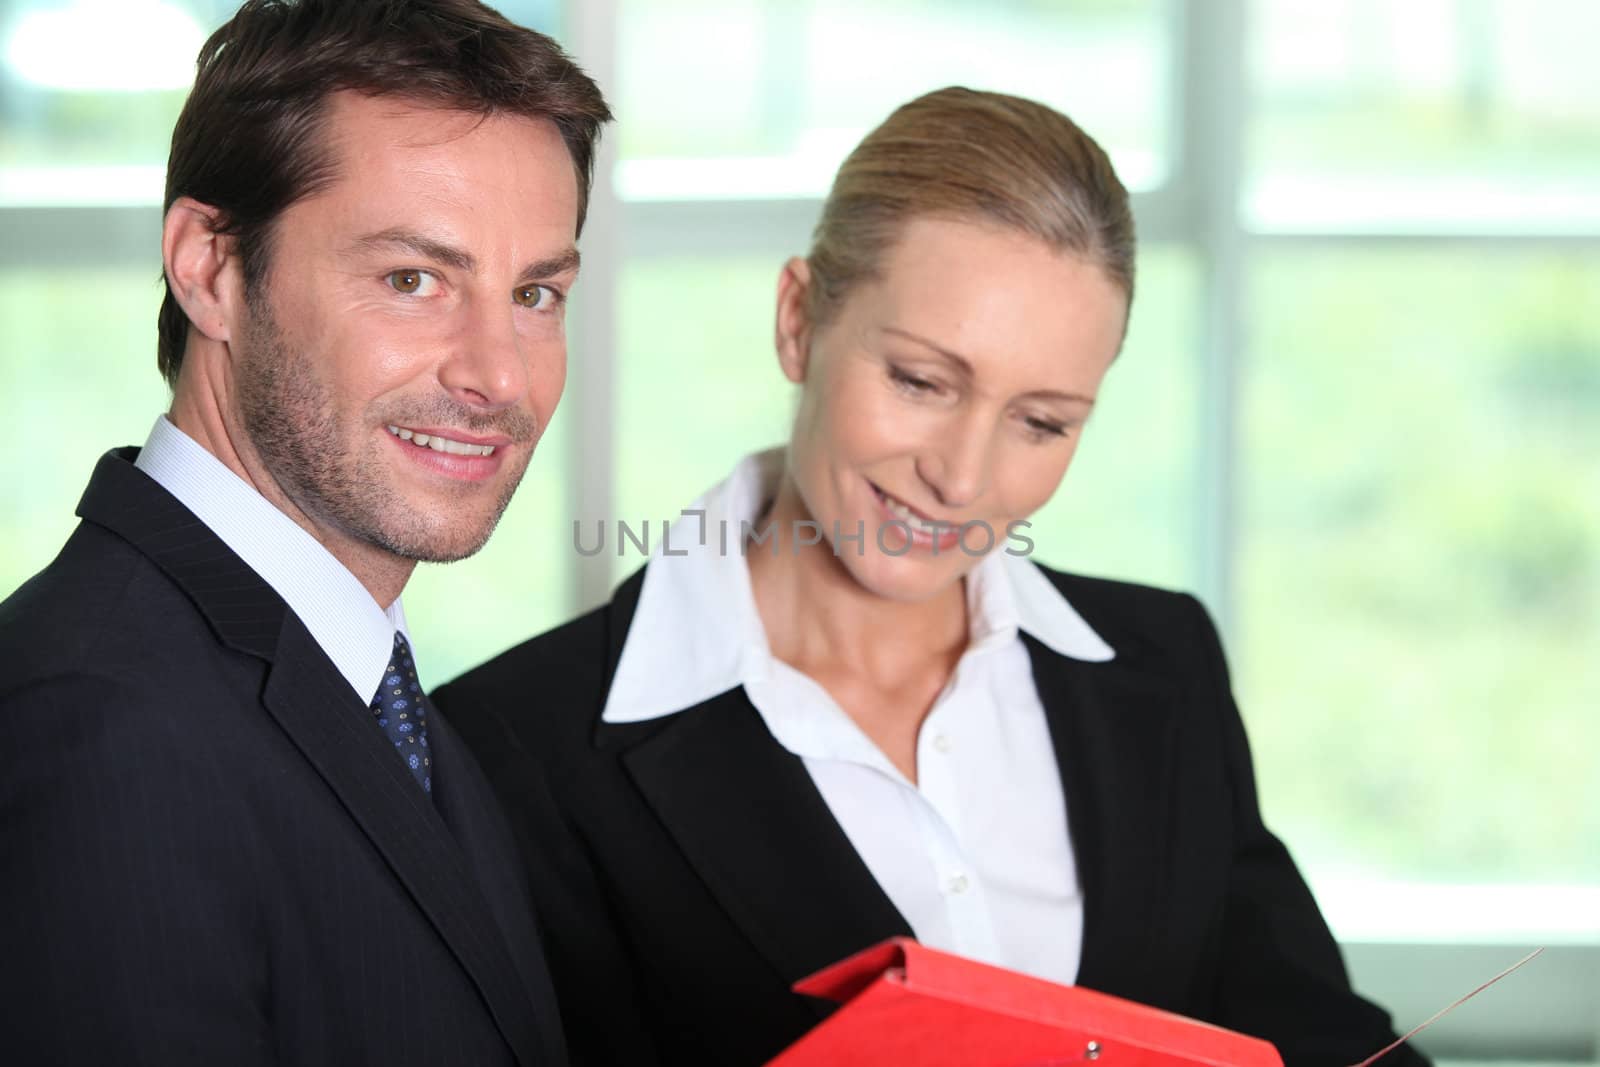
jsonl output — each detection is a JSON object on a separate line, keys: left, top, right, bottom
{"left": 428, "top": 708, "right": 565, "bottom": 1065}
{"left": 76, "top": 448, "right": 285, "bottom": 659}
{"left": 619, "top": 689, "right": 914, "bottom": 997}
{"left": 77, "top": 449, "right": 544, "bottom": 1067}
{"left": 1025, "top": 633, "right": 1182, "bottom": 1000}
{"left": 602, "top": 560, "right": 1181, "bottom": 1003}
{"left": 263, "top": 627, "right": 544, "bottom": 1067}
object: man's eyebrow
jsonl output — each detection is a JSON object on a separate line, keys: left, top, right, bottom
{"left": 521, "top": 246, "right": 580, "bottom": 281}
{"left": 345, "top": 229, "right": 580, "bottom": 282}
{"left": 881, "top": 325, "right": 1096, "bottom": 405}
{"left": 347, "top": 228, "right": 477, "bottom": 273}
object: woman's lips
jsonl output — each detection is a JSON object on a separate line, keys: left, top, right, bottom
{"left": 868, "top": 480, "right": 963, "bottom": 552}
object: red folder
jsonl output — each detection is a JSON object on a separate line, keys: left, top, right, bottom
{"left": 767, "top": 938, "right": 1283, "bottom": 1066}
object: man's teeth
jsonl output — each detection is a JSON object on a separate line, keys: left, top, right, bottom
{"left": 386, "top": 425, "right": 496, "bottom": 457}
{"left": 880, "top": 490, "right": 947, "bottom": 534}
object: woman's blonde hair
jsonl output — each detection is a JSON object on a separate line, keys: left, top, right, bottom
{"left": 806, "top": 86, "right": 1135, "bottom": 328}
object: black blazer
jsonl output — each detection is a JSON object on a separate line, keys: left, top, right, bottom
{"left": 436, "top": 564, "right": 1427, "bottom": 1067}
{"left": 0, "top": 449, "right": 566, "bottom": 1067}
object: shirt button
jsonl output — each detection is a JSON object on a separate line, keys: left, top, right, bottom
{"left": 932, "top": 733, "right": 952, "bottom": 753}
{"left": 946, "top": 873, "right": 969, "bottom": 895}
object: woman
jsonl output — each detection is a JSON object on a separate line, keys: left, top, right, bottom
{"left": 434, "top": 88, "right": 1424, "bottom": 1067}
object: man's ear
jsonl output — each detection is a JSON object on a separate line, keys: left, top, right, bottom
{"left": 162, "top": 197, "right": 242, "bottom": 345}
{"left": 774, "top": 256, "right": 817, "bottom": 385}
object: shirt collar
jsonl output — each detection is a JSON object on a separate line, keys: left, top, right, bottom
{"left": 601, "top": 449, "right": 1113, "bottom": 725}
{"left": 134, "top": 415, "right": 408, "bottom": 703}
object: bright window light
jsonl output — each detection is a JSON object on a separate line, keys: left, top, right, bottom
{"left": 5, "top": 0, "right": 204, "bottom": 92}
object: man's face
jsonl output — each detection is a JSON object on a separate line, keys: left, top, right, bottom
{"left": 233, "top": 91, "right": 579, "bottom": 565}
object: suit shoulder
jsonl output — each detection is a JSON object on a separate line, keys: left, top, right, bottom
{"left": 1, "top": 523, "right": 159, "bottom": 687}
{"left": 445, "top": 603, "right": 610, "bottom": 702}
{"left": 1030, "top": 563, "right": 1220, "bottom": 670}
{"left": 441, "top": 566, "right": 642, "bottom": 700}
{"left": 433, "top": 570, "right": 647, "bottom": 763}
{"left": 1034, "top": 562, "right": 1204, "bottom": 626}
{"left": 1, "top": 521, "right": 250, "bottom": 708}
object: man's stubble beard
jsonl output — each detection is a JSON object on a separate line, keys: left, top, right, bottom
{"left": 234, "top": 295, "right": 535, "bottom": 565}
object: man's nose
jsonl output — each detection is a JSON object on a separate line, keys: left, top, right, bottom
{"left": 438, "top": 297, "right": 530, "bottom": 411}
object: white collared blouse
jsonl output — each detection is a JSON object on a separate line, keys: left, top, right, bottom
{"left": 601, "top": 449, "right": 1117, "bottom": 986}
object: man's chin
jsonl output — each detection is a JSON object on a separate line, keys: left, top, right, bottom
{"left": 405, "top": 541, "right": 492, "bottom": 565}
{"left": 366, "top": 503, "right": 508, "bottom": 565}
{"left": 394, "top": 520, "right": 503, "bottom": 564}
{"left": 375, "top": 466, "right": 526, "bottom": 563}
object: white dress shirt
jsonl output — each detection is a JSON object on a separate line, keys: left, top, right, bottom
{"left": 602, "top": 449, "right": 1116, "bottom": 986}
{"left": 133, "top": 415, "right": 409, "bottom": 703}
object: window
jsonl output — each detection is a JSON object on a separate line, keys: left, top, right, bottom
{"left": 1248, "top": 0, "right": 1600, "bottom": 232}
{"left": 613, "top": 0, "right": 1171, "bottom": 196}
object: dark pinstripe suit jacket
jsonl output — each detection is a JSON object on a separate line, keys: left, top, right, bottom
{"left": 0, "top": 449, "right": 566, "bottom": 1066}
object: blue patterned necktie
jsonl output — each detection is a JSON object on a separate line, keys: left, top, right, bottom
{"left": 370, "top": 631, "right": 433, "bottom": 795}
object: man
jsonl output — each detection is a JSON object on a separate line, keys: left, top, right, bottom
{"left": 0, "top": 1, "right": 608, "bottom": 1063}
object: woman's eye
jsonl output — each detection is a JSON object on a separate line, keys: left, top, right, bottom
{"left": 386, "top": 269, "right": 435, "bottom": 296}
{"left": 514, "top": 284, "right": 557, "bottom": 309}
{"left": 1024, "top": 416, "right": 1069, "bottom": 439}
{"left": 889, "top": 366, "right": 939, "bottom": 394}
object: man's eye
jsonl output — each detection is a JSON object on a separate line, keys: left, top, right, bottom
{"left": 514, "top": 284, "right": 557, "bottom": 309}
{"left": 386, "top": 270, "right": 434, "bottom": 296}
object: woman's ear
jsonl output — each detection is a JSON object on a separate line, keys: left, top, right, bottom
{"left": 162, "top": 197, "right": 242, "bottom": 345}
{"left": 774, "top": 256, "right": 815, "bottom": 385}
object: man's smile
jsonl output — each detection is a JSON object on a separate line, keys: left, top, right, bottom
{"left": 385, "top": 424, "right": 501, "bottom": 456}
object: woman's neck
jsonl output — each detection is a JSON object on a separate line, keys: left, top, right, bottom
{"left": 746, "top": 474, "right": 968, "bottom": 690}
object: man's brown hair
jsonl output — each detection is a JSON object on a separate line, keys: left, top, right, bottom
{"left": 158, "top": 0, "right": 611, "bottom": 386}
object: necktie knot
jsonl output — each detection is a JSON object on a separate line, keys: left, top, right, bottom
{"left": 370, "top": 631, "right": 433, "bottom": 795}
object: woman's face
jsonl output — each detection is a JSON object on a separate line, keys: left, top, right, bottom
{"left": 776, "top": 215, "right": 1128, "bottom": 603}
